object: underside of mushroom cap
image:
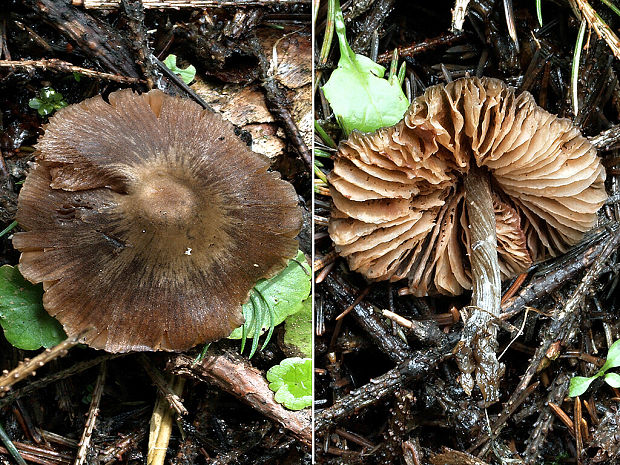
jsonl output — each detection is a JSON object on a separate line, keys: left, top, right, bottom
{"left": 328, "top": 77, "right": 607, "bottom": 296}
{"left": 13, "top": 89, "right": 302, "bottom": 352}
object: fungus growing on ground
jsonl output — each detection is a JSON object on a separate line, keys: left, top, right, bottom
{"left": 13, "top": 89, "right": 302, "bottom": 353}
{"left": 328, "top": 76, "right": 607, "bottom": 403}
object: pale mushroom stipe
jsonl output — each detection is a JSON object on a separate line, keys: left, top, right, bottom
{"left": 13, "top": 89, "right": 302, "bottom": 353}
{"left": 328, "top": 77, "right": 607, "bottom": 403}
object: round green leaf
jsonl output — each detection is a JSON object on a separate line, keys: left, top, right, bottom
{"left": 568, "top": 375, "right": 596, "bottom": 397}
{"left": 163, "top": 54, "right": 196, "bottom": 85}
{"left": 283, "top": 298, "right": 312, "bottom": 357}
{"left": 266, "top": 357, "right": 312, "bottom": 410}
{"left": 0, "top": 265, "right": 66, "bottom": 350}
{"left": 601, "top": 339, "right": 620, "bottom": 372}
{"left": 229, "top": 250, "right": 311, "bottom": 340}
{"left": 604, "top": 372, "right": 620, "bottom": 388}
{"left": 321, "top": 0, "right": 408, "bottom": 135}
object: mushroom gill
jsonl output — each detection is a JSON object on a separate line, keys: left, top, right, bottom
{"left": 13, "top": 89, "right": 302, "bottom": 353}
{"left": 328, "top": 77, "right": 607, "bottom": 297}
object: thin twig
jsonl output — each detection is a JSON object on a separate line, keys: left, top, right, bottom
{"left": 376, "top": 33, "right": 463, "bottom": 63}
{"left": 335, "top": 287, "right": 370, "bottom": 320}
{"left": 524, "top": 375, "right": 571, "bottom": 464}
{"left": 575, "top": 397, "right": 584, "bottom": 465}
{"left": 451, "top": 0, "right": 470, "bottom": 32}
{"left": 139, "top": 355, "right": 188, "bottom": 416}
{"left": 573, "top": 0, "right": 620, "bottom": 59}
{"left": 315, "top": 335, "right": 457, "bottom": 433}
{"left": 0, "top": 59, "right": 144, "bottom": 84}
{"left": 74, "top": 361, "right": 107, "bottom": 465}
{"left": 323, "top": 274, "right": 414, "bottom": 363}
{"left": 0, "top": 330, "right": 91, "bottom": 395}
{"left": 0, "top": 355, "right": 117, "bottom": 409}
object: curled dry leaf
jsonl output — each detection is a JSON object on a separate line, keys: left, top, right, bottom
{"left": 328, "top": 77, "right": 607, "bottom": 297}
{"left": 13, "top": 89, "right": 302, "bottom": 353}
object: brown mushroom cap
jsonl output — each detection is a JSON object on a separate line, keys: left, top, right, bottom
{"left": 328, "top": 77, "right": 607, "bottom": 296}
{"left": 13, "top": 89, "right": 302, "bottom": 352}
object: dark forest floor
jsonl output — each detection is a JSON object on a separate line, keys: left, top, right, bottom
{"left": 0, "top": 1, "right": 311, "bottom": 464}
{"left": 314, "top": 0, "right": 620, "bottom": 464}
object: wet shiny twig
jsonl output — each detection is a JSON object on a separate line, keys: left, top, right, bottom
{"left": 474, "top": 223, "right": 620, "bottom": 456}
{"left": 523, "top": 374, "right": 571, "bottom": 464}
{"left": 315, "top": 336, "right": 457, "bottom": 433}
{"left": 501, "top": 224, "right": 619, "bottom": 319}
{"left": 170, "top": 351, "right": 311, "bottom": 448}
{"left": 0, "top": 59, "right": 143, "bottom": 83}
{"left": 75, "top": 361, "right": 107, "bottom": 465}
{"left": 322, "top": 274, "right": 413, "bottom": 364}
{"left": 375, "top": 33, "right": 463, "bottom": 63}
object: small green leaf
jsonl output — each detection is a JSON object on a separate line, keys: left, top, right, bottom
{"left": 604, "top": 372, "right": 620, "bottom": 388}
{"left": 28, "top": 98, "right": 41, "bottom": 110}
{"left": 568, "top": 375, "right": 597, "bottom": 397}
{"left": 39, "top": 104, "right": 54, "bottom": 116}
{"left": 600, "top": 339, "right": 620, "bottom": 372}
{"left": 283, "top": 298, "right": 312, "bottom": 357}
{"left": 229, "top": 250, "right": 311, "bottom": 340}
{"left": 29, "top": 87, "right": 67, "bottom": 117}
{"left": 321, "top": 0, "right": 408, "bottom": 136}
{"left": 266, "top": 357, "right": 312, "bottom": 410}
{"left": 0, "top": 265, "right": 65, "bottom": 350}
{"left": 163, "top": 54, "right": 196, "bottom": 85}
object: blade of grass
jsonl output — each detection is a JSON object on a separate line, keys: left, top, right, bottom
{"left": 600, "top": 0, "right": 620, "bottom": 17}
{"left": 388, "top": 49, "right": 398, "bottom": 81}
{"left": 254, "top": 288, "right": 275, "bottom": 350}
{"left": 536, "top": 0, "right": 543, "bottom": 26}
{"left": 314, "top": 120, "right": 337, "bottom": 148}
{"left": 314, "top": 163, "right": 328, "bottom": 184}
{"left": 312, "top": 0, "right": 320, "bottom": 28}
{"left": 240, "top": 302, "right": 249, "bottom": 354}
{"left": 248, "top": 292, "right": 263, "bottom": 358}
{"left": 572, "top": 18, "right": 587, "bottom": 116}
{"left": 193, "top": 343, "right": 211, "bottom": 364}
{"left": 0, "top": 421, "right": 27, "bottom": 465}
{"left": 503, "top": 0, "right": 519, "bottom": 50}
{"left": 0, "top": 220, "right": 17, "bottom": 238}
{"left": 315, "top": 148, "right": 333, "bottom": 158}
{"left": 314, "top": 0, "right": 336, "bottom": 93}
{"left": 397, "top": 61, "right": 407, "bottom": 86}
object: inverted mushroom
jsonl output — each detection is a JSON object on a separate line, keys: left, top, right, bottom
{"left": 13, "top": 89, "right": 302, "bottom": 353}
{"left": 328, "top": 76, "right": 607, "bottom": 403}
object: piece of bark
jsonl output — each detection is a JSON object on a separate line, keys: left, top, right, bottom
{"left": 23, "top": 0, "right": 141, "bottom": 79}
{"left": 169, "top": 352, "right": 311, "bottom": 449}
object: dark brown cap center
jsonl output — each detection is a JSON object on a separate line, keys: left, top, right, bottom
{"left": 133, "top": 175, "right": 197, "bottom": 226}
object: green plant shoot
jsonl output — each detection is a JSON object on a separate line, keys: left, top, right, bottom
{"left": 28, "top": 87, "right": 68, "bottom": 117}
{"left": 569, "top": 339, "right": 620, "bottom": 397}
{"left": 163, "top": 54, "right": 196, "bottom": 85}
{"left": 321, "top": 0, "right": 409, "bottom": 136}
{"left": 229, "top": 250, "right": 311, "bottom": 358}
{"left": 266, "top": 357, "right": 312, "bottom": 410}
